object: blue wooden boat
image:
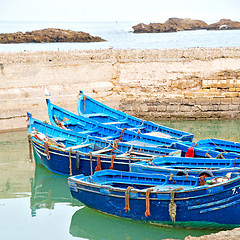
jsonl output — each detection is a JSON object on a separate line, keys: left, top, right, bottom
{"left": 47, "top": 98, "right": 180, "bottom": 148}
{"left": 77, "top": 91, "right": 194, "bottom": 142}
{"left": 69, "top": 170, "right": 240, "bottom": 228}
{"left": 194, "top": 138, "right": 240, "bottom": 154}
{"left": 28, "top": 113, "right": 181, "bottom": 175}
{"left": 130, "top": 156, "right": 240, "bottom": 177}
{"left": 172, "top": 141, "right": 239, "bottom": 159}
{"left": 46, "top": 100, "right": 240, "bottom": 159}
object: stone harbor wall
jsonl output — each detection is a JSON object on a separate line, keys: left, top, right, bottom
{"left": 0, "top": 47, "right": 240, "bottom": 131}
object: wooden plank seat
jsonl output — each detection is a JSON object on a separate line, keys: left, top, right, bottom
{"left": 92, "top": 148, "right": 113, "bottom": 154}
{"left": 66, "top": 143, "right": 92, "bottom": 150}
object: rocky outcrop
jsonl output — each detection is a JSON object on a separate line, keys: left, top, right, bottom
{"left": 133, "top": 18, "right": 208, "bottom": 33}
{"left": 133, "top": 18, "right": 240, "bottom": 33}
{"left": 207, "top": 19, "right": 240, "bottom": 30}
{"left": 0, "top": 28, "right": 105, "bottom": 43}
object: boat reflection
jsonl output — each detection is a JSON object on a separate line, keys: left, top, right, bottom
{"left": 70, "top": 207, "right": 219, "bottom": 240}
{"left": 30, "top": 165, "right": 82, "bottom": 217}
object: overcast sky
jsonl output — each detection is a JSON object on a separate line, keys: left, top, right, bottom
{"left": 0, "top": 0, "right": 239, "bottom": 23}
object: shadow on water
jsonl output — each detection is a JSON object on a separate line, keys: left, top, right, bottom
{"left": 69, "top": 207, "right": 220, "bottom": 240}
{"left": 30, "top": 165, "right": 82, "bottom": 216}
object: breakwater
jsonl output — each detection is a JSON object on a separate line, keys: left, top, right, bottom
{"left": 0, "top": 47, "right": 240, "bottom": 131}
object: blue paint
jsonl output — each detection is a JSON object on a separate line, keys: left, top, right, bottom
{"left": 69, "top": 170, "right": 240, "bottom": 227}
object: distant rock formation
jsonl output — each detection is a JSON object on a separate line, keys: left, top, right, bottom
{"left": 132, "top": 18, "right": 240, "bottom": 33}
{"left": 0, "top": 28, "right": 105, "bottom": 44}
{"left": 133, "top": 18, "right": 208, "bottom": 33}
{"left": 207, "top": 19, "right": 240, "bottom": 30}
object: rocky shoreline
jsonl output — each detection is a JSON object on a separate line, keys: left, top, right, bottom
{"left": 133, "top": 18, "right": 240, "bottom": 33}
{"left": 0, "top": 47, "right": 240, "bottom": 131}
{"left": 0, "top": 28, "right": 105, "bottom": 44}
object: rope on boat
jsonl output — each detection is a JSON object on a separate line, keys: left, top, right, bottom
{"left": 124, "top": 186, "right": 134, "bottom": 212}
{"left": 169, "top": 173, "right": 176, "bottom": 184}
{"left": 145, "top": 188, "right": 154, "bottom": 217}
{"left": 28, "top": 134, "right": 33, "bottom": 162}
{"left": 128, "top": 155, "right": 132, "bottom": 171}
{"left": 90, "top": 152, "right": 93, "bottom": 175}
{"left": 216, "top": 153, "right": 225, "bottom": 159}
{"left": 205, "top": 152, "right": 213, "bottom": 158}
{"left": 83, "top": 95, "right": 87, "bottom": 112}
{"left": 69, "top": 148, "right": 72, "bottom": 175}
{"left": 136, "top": 129, "right": 141, "bottom": 139}
{"left": 44, "top": 142, "right": 50, "bottom": 160}
{"left": 119, "top": 128, "right": 127, "bottom": 141}
{"left": 169, "top": 187, "right": 183, "bottom": 222}
{"left": 95, "top": 156, "right": 102, "bottom": 171}
{"left": 110, "top": 154, "right": 116, "bottom": 170}
{"left": 111, "top": 139, "right": 120, "bottom": 153}
{"left": 199, "top": 175, "right": 207, "bottom": 186}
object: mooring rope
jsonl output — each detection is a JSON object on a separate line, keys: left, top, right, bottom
{"left": 145, "top": 188, "right": 154, "bottom": 217}
{"left": 110, "top": 154, "right": 116, "bottom": 170}
{"left": 28, "top": 134, "right": 33, "bottom": 162}
{"left": 69, "top": 148, "right": 72, "bottom": 175}
{"left": 95, "top": 156, "right": 102, "bottom": 171}
{"left": 124, "top": 186, "right": 134, "bottom": 212}
{"left": 169, "top": 187, "right": 183, "bottom": 222}
{"left": 44, "top": 141, "right": 50, "bottom": 160}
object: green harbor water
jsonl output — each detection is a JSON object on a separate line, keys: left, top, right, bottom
{"left": 0, "top": 120, "right": 240, "bottom": 240}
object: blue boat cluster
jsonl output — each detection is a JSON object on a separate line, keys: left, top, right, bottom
{"left": 27, "top": 91, "right": 240, "bottom": 228}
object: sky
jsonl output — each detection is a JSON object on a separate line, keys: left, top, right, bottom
{"left": 0, "top": 0, "right": 239, "bottom": 23}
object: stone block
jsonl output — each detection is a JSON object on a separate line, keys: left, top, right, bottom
{"left": 166, "top": 105, "right": 179, "bottom": 112}
{"left": 218, "top": 105, "right": 229, "bottom": 111}
{"left": 179, "top": 105, "right": 192, "bottom": 112}
{"left": 210, "top": 98, "right": 221, "bottom": 105}
{"left": 232, "top": 98, "right": 240, "bottom": 105}
{"left": 221, "top": 98, "right": 232, "bottom": 105}
{"left": 183, "top": 92, "right": 193, "bottom": 98}
{"left": 228, "top": 105, "right": 239, "bottom": 111}
{"left": 224, "top": 92, "right": 239, "bottom": 98}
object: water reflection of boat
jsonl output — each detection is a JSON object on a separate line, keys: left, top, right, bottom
{"left": 69, "top": 207, "right": 218, "bottom": 240}
{"left": 30, "top": 165, "right": 82, "bottom": 217}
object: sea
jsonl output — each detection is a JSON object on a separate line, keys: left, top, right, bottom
{"left": 0, "top": 21, "right": 240, "bottom": 52}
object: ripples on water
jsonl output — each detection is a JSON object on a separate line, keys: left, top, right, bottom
{"left": 0, "top": 21, "right": 240, "bottom": 52}
{"left": 0, "top": 120, "right": 239, "bottom": 239}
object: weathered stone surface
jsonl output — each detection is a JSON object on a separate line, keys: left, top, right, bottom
{"left": 0, "top": 47, "right": 240, "bottom": 131}
{"left": 0, "top": 28, "right": 105, "bottom": 44}
{"left": 184, "top": 227, "right": 240, "bottom": 240}
{"left": 133, "top": 18, "right": 208, "bottom": 33}
{"left": 207, "top": 19, "right": 240, "bottom": 30}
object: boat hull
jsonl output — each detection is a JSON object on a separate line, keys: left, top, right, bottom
{"left": 69, "top": 172, "right": 240, "bottom": 228}
{"left": 32, "top": 140, "right": 140, "bottom": 176}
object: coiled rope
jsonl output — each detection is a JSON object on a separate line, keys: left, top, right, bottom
{"left": 145, "top": 188, "right": 154, "bottom": 217}
{"left": 95, "top": 156, "right": 102, "bottom": 171}
{"left": 124, "top": 186, "right": 134, "bottom": 212}
{"left": 169, "top": 187, "right": 183, "bottom": 222}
